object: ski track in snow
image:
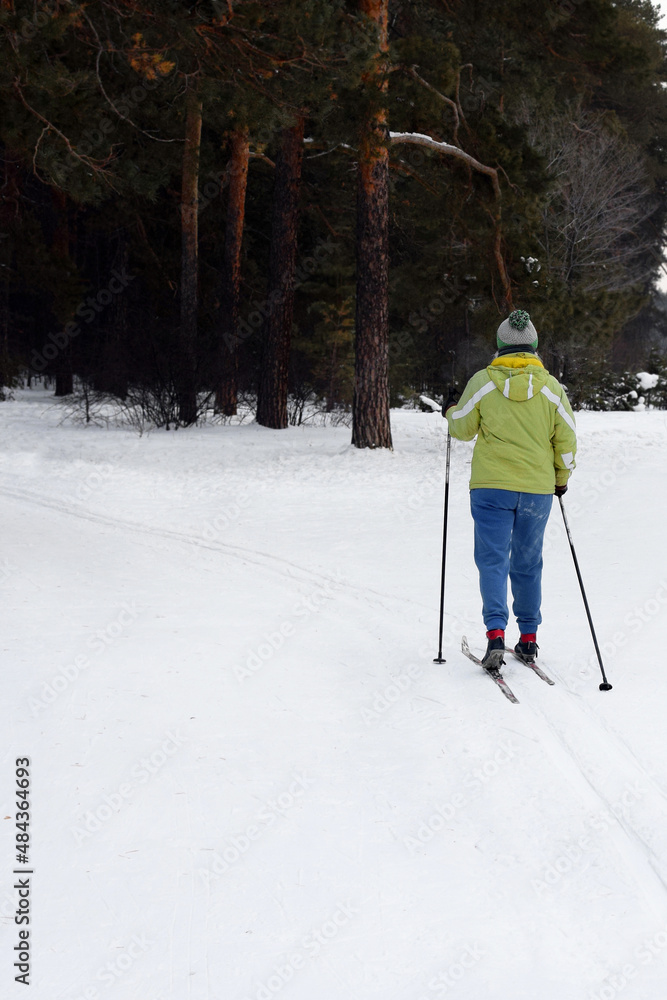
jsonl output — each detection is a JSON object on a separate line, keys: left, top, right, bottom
{"left": 526, "top": 680, "right": 667, "bottom": 917}
{"left": 454, "top": 640, "right": 667, "bottom": 996}
{"left": 0, "top": 482, "right": 433, "bottom": 618}
{"left": 465, "top": 636, "right": 667, "bottom": 918}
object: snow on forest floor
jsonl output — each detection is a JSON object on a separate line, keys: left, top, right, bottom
{"left": 2, "top": 387, "right": 667, "bottom": 1000}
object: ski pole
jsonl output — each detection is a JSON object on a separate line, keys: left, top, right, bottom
{"left": 558, "top": 496, "right": 612, "bottom": 691}
{"left": 433, "top": 425, "right": 451, "bottom": 663}
{"left": 420, "top": 395, "right": 451, "bottom": 663}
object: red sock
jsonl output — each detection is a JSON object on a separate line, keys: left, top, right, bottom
{"left": 486, "top": 628, "right": 505, "bottom": 641}
{"left": 520, "top": 633, "right": 536, "bottom": 644}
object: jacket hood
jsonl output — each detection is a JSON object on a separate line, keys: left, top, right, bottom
{"left": 487, "top": 353, "right": 550, "bottom": 402}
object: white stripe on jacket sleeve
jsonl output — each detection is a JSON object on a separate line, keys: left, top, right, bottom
{"left": 451, "top": 379, "right": 496, "bottom": 419}
{"left": 540, "top": 385, "right": 576, "bottom": 432}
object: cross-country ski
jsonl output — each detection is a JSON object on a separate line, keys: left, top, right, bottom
{"left": 504, "top": 647, "right": 556, "bottom": 686}
{"left": 461, "top": 635, "right": 520, "bottom": 703}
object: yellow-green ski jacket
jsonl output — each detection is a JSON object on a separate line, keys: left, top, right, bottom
{"left": 445, "top": 353, "right": 577, "bottom": 494}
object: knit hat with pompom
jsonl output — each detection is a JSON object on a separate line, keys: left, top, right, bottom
{"left": 496, "top": 309, "right": 538, "bottom": 351}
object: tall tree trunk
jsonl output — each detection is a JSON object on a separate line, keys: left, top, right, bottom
{"left": 100, "top": 231, "right": 129, "bottom": 399}
{"left": 52, "top": 189, "right": 74, "bottom": 397}
{"left": 179, "top": 84, "right": 203, "bottom": 426}
{"left": 352, "top": 0, "right": 392, "bottom": 449}
{"left": 0, "top": 145, "right": 19, "bottom": 390}
{"left": 216, "top": 128, "right": 250, "bottom": 416}
{"left": 256, "top": 117, "right": 304, "bottom": 430}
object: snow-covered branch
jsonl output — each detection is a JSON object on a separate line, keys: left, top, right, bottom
{"left": 388, "top": 131, "right": 501, "bottom": 198}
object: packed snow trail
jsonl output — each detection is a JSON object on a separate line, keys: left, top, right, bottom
{"left": 2, "top": 389, "right": 667, "bottom": 999}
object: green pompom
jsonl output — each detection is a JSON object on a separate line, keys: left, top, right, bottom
{"left": 508, "top": 309, "right": 530, "bottom": 331}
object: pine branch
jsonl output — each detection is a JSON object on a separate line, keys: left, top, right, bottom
{"left": 390, "top": 157, "right": 438, "bottom": 194}
{"left": 304, "top": 198, "right": 342, "bottom": 239}
{"left": 407, "top": 65, "right": 467, "bottom": 146}
{"left": 13, "top": 79, "right": 118, "bottom": 188}
{"left": 83, "top": 11, "right": 181, "bottom": 144}
{"left": 249, "top": 151, "right": 276, "bottom": 168}
{"left": 304, "top": 141, "right": 357, "bottom": 160}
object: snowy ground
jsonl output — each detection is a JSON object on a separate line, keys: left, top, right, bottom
{"left": 2, "top": 388, "right": 667, "bottom": 1000}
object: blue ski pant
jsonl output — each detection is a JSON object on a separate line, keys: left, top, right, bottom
{"left": 469, "top": 489, "right": 553, "bottom": 634}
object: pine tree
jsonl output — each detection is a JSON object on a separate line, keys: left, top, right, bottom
{"left": 256, "top": 118, "right": 305, "bottom": 429}
{"left": 215, "top": 128, "right": 250, "bottom": 417}
{"left": 179, "top": 82, "right": 203, "bottom": 425}
{"left": 352, "top": 0, "right": 392, "bottom": 449}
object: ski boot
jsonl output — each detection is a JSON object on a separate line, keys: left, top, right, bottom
{"left": 482, "top": 630, "right": 506, "bottom": 674}
{"left": 514, "top": 633, "right": 538, "bottom": 664}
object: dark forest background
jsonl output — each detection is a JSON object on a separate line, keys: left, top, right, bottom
{"left": 2, "top": 0, "right": 667, "bottom": 443}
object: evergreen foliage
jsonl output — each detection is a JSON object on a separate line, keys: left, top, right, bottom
{"left": 0, "top": 0, "right": 666, "bottom": 424}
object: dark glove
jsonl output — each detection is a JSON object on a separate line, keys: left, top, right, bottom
{"left": 443, "top": 387, "right": 461, "bottom": 414}
{"left": 555, "top": 484, "right": 568, "bottom": 497}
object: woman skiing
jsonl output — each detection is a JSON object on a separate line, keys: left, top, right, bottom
{"left": 445, "top": 309, "right": 577, "bottom": 671}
